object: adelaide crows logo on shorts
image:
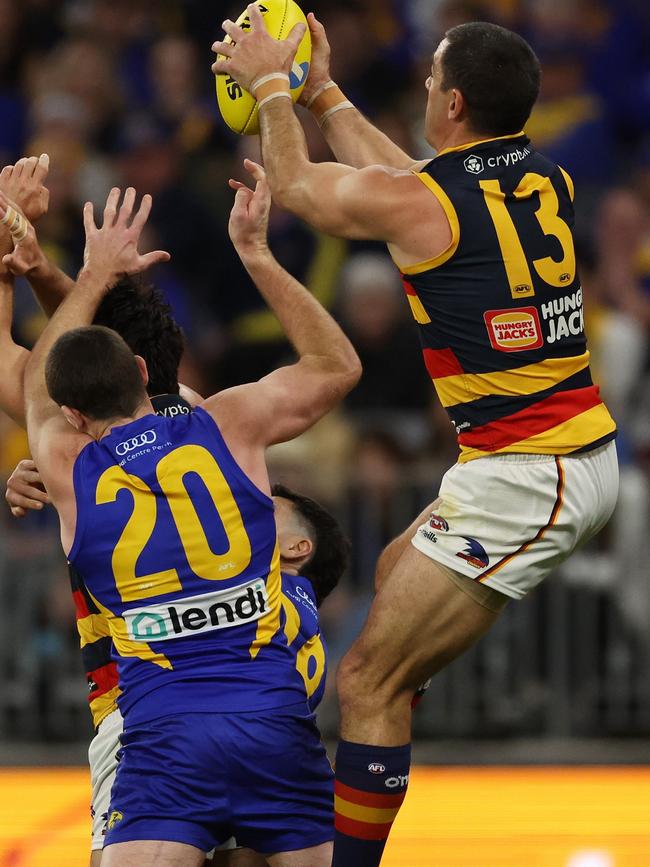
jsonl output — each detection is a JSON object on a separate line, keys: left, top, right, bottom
{"left": 456, "top": 537, "right": 489, "bottom": 569}
{"left": 429, "top": 514, "right": 449, "bottom": 532}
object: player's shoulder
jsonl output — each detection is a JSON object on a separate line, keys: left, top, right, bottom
{"left": 282, "top": 573, "right": 318, "bottom": 617}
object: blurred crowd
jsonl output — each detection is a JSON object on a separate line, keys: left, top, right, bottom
{"left": 0, "top": 0, "right": 649, "bottom": 739}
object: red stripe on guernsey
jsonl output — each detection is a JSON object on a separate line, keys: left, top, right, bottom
{"left": 335, "top": 780, "right": 407, "bottom": 810}
{"left": 72, "top": 589, "right": 90, "bottom": 619}
{"left": 423, "top": 347, "right": 464, "bottom": 379}
{"left": 458, "top": 385, "right": 603, "bottom": 451}
{"left": 335, "top": 813, "right": 395, "bottom": 841}
{"left": 88, "top": 662, "right": 119, "bottom": 699}
{"left": 401, "top": 277, "right": 417, "bottom": 296}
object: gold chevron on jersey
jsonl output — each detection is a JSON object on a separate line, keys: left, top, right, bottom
{"left": 430, "top": 351, "right": 591, "bottom": 408}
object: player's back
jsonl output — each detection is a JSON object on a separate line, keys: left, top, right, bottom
{"left": 281, "top": 572, "right": 327, "bottom": 713}
{"left": 68, "top": 407, "right": 305, "bottom": 724}
{"left": 401, "top": 133, "right": 616, "bottom": 461}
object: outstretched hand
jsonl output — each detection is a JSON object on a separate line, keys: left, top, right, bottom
{"left": 6, "top": 459, "right": 50, "bottom": 518}
{"left": 0, "top": 154, "right": 50, "bottom": 226}
{"left": 82, "top": 187, "right": 170, "bottom": 285}
{"left": 298, "top": 13, "right": 332, "bottom": 106}
{"left": 211, "top": 3, "right": 306, "bottom": 93}
{"left": 0, "top": 191, "right": 44, "bottom": 275}
{"left": 228, "top": 160, "right": 272, "bottom": 257}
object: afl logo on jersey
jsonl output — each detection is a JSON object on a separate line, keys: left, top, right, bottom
{"left": 484, "top": 307, "right": 543, "bottom": 352}
{"left": 115, "top": 430, "right": 157, "bottom": 456}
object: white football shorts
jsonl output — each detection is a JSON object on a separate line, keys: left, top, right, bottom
{"left": 412, "top": 441, "right": 619, "bottom": 600}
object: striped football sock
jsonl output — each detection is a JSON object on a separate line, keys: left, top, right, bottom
{"left": 332, "top": 739, "right": 411, "bottom": 867}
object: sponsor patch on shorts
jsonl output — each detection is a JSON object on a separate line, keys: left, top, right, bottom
{"left": 484, "top": 307, "right": 543, "bottom": 352}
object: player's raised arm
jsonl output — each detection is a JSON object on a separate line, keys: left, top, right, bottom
{"left": 22, "top": 188, "right": 170, "bottom": 475}
{"left": 297, "top": 13, "right": 419, "bottom": 171}
{"left": 0, "top": 223, "right": 29, "bottom": 425}
{"left": 211, "top": 4, "right": 442, "bottom": 256}
{"left": 0, "top": 154, "right": 75, "bottom": 315}
{"left": 201, "top": 160, "right": 361, "bottom": 448}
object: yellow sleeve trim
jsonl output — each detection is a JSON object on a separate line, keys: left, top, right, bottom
{"left": 394, "top": 173, "right": 460, "bottom": 275}
{"left": 559, "top": 166, "right": 575, "bottom": 202}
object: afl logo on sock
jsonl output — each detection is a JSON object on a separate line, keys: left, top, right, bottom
{"left": 368, "top": 763, "right": 386, "bottom": 774}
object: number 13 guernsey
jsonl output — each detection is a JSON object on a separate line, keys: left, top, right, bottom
{"left": 399, "top": 133, "right": 616, "bottom": 462}
{"left": 67, "top": 408, "right": 305, "bottom": 725}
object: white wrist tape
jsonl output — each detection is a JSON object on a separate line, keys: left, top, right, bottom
{"left": 305, "top": 80, "right": 337, "bottom": 110}
{"left": 317, "top": 100, "right": 355, "bottom": 128}
{"left": 258, "top": 91, "right": 293, "bottom": 110}
{"left": 251, "top": 72, "right": 290, "bottom": 96}
{"left": 0, "top": 205, "right": 28, "bottom": 242}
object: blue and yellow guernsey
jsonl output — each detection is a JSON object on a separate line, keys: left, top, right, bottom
{"left": 399, "top": 133, "right": 616, "bottom": 462}
{"left": 68, "top": 407, "right": 306, "bottom": 725}
{"left": 281, "top": 573, "right": 327, "bottom": 713}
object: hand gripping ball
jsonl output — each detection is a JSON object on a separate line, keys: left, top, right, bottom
{"left": 216, "top": 0, "right": 312, "bottom": 136}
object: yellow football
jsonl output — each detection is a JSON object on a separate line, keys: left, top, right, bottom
{"left": 216, "top": 0, "right": 312, "bottom": 136}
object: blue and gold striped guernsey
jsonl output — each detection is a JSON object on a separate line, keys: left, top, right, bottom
{"left": 398, "top": 133, "right": 616, "bottom": 462}
{"left": 67, "top": 407, "right": 305, "bottom": 725}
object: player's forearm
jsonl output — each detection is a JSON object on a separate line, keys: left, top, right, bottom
{"left": 0, "top": 270, "right": 29, "bottom": 424}
{"left": 308, "top": 85, "right": 414, "bottom": 170}
{"left": 24, "top": 267, "right": 110, "bottom": 415}
{"left": 238, "top": 246, "right": 360, "bottom": 381}
{"left": 27, "top": 257, "right": 76, "bottom": 317}
{"left": 259, "top": 98, "right": 312, "bottom": 213}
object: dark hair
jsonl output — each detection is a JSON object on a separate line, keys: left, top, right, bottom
{"left": 93, "top": 276, "right": 184, "bottom": 397}
{"left": 46, "top": 325, "right": 147, "bottom": 420}
{"left": 272, "top": 484, "right": 350, "bottom": 606}
{"left": 440, "top": 22, "right": 541, "bottom": 136}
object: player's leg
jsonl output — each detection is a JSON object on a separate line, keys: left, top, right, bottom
{"left": 88, "top": 708, "right": 124, "bottom": 867}
{"left": 265, "top": 843, "right": 331, "bottom": 866}
{"left": 226, "top": 704, "right": 334, "bottom": 865}
{"left": 101, "top": 840, "right": 205, "bottom": 866}
{"left": 212, "top": 849, "right": 269, "bottom": 865}
{"left": 333, "top": 545, "right": 505, "bottom": 866}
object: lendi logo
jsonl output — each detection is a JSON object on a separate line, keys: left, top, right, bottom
{"left": 124, "top": 578, "right": 269, "bottom": 642}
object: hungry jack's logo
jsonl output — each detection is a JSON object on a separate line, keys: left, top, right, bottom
{"left": 484, "top": 307, "right": 543, "bottom": 352}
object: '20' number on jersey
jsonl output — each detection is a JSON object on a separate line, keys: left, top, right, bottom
{"left": 95, "top": 445, "right": 253, "bottom": 602}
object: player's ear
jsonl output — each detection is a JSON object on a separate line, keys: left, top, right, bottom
{"left": 60, "top": 405, "right": 86, "bottom": 432}
{"left": 284, "top": 536, "right": 314, "bottom": 569}
{"left": 448, "top": 88, "right": 464, "bottom": 121}
{"left": 134, "top": 355, "right": 149, "bottom": 389}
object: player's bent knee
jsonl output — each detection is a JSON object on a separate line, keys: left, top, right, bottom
{"left": 336, "top": 646, "right": 407, "bottom": 716}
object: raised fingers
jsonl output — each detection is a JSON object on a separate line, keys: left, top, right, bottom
{"left": 222, "top": 19, "right": 246, "bottom": 42}
{"left": 23, "top": 156, "right": 38, "bottom": 177}
{"left": 243, "top": 159, "right": 267, "bottom": 182}
{"left": 83, "top": 201, "right": 96, "bottom": 237}
{"left": 102, "top": 187, "right": 121, "bottom": 227}
{"left": 138, "top": 249, "right": 171, "bottom": 269}
{"left": 130, "top": 192, "right": 153, "bottom": 235}
{"left": 118, "top": 187, "right": 137, "bottom": 225}
{"left": 248, "top": 4, "right": 266, "bottom": 31}
{"left": 34, "top": 153, "right": 50, "bottom": 181}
